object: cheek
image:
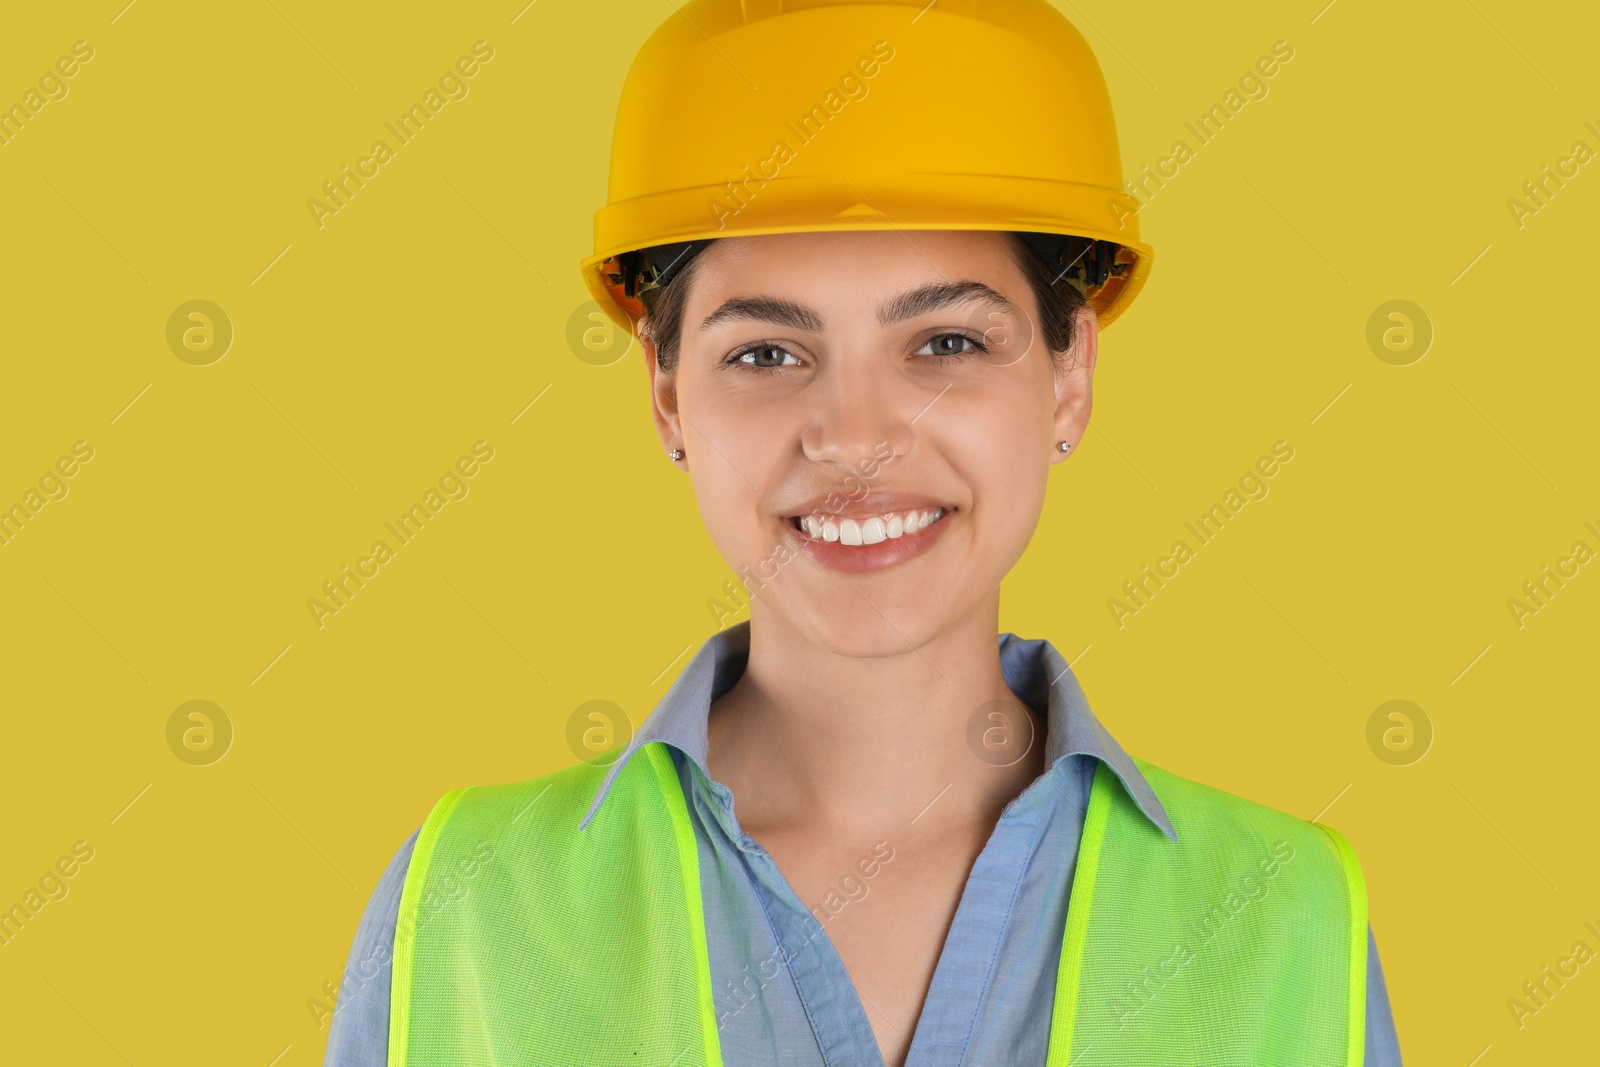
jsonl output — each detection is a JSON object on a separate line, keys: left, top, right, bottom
{"left": 944, "top": 396, "right": 1051, "bottom": 537}
{"left": 682, "top": 401, "right": 792, "bottom": 551}
{"left": 949, "top": 369, "right": 1055, "bottom": 471}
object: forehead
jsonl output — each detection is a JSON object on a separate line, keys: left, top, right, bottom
{"left": 684, "top": 230, "right": 1027, "bottom": 317}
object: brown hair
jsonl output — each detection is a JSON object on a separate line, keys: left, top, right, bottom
{"left": 637, "top": 232, "right": 1089, "bottom": 375}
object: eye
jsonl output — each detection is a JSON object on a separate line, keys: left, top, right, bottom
{"left": 917, "top": 332, "right": 989, "bottom": 362}
{"left": 725, "top": 343, "right": 802, "bottom": 372}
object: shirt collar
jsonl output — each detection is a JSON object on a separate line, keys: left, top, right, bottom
{"left": 579, "top": 619, "right": 1177, "bottom": 841}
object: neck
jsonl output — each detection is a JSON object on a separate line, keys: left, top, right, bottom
{"left": 706, "top": 595, "right": 1044, "bottom": 840}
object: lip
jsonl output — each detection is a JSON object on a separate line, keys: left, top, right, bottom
{"left": 781, "top": 490, "right": 957, "bottom": 524}
{"left": 780, "top": 503, "right": 958, "bottom": 574}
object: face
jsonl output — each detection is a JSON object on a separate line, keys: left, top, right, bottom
{"left": 642, "top": 229, "right": 1098, "bottom": 657}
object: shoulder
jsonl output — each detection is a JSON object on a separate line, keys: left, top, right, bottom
{"left": 1133, "top": 755, "right": 1334, "bottom": 832}
{"left": 414, "top": 743, "right": 671, "bottom": 856}
{"left": 441, "top": 755, "right": 611, "bottom": 824}
{"left": 1130, "top": 756, "right": 1364, "bottom": 881}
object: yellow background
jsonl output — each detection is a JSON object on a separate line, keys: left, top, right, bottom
{"left": 1, "top": 1, "right": 1595, "bottom": 1063}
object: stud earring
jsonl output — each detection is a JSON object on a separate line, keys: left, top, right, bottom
{"left": 1056, "top": 441, "right": 1071, "bottom": 452}
{"left": 669, "top": 448, "right": 685, "bottom": 461}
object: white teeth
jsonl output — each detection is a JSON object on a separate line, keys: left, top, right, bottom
{"left": 793, "top": 507, "right": 947, "bottom": 545}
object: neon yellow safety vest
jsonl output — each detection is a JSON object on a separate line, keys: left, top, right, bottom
{"left": 388, "top": 742, "right": 1367, "bottom": 1066}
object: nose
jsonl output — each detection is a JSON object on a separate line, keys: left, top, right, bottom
{"left": 798, "top": 356, "right": 915, "bottom": 471}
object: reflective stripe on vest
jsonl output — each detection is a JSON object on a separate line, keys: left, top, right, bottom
{"left": 389, "top": 742, "right": 1366, "bottom": 1066}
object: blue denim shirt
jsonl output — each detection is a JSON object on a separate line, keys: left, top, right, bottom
{"left": 323, "top": 620, "right": 1402, "bottom": 1065}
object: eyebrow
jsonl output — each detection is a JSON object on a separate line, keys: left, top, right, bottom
{"left": 878, "top": 280, "right": 1018, "bottom": 328}
{"left": 697, "top": 280, "right": 1017, "bottom": 333}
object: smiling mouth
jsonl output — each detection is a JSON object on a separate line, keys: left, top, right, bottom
{"left": 786, "top": 506, "right": 955, "bottom": 545}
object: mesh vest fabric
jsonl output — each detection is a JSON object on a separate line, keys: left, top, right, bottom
{"left": 1047, "top": 759, "right": 1367, "bottom": 1066}
{"left": 387, "top": 742, "right": 722, "bottom": 1067}
{"left": 390, "top": 743, "right": 1364, "bottom": 1066}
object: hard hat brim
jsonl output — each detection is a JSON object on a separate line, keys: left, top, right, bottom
{"left": 581, "top": 171, "right": 1152, "bottom": 340}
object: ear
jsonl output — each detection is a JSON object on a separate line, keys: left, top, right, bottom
{"left": 1049, "top": 305, "right": 1098, "bottom": 466}
{"left": 640, "top": 321, "right": 685, "bottom": 462}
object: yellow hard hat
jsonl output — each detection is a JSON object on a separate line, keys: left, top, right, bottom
{"left": 581, "top": 0, "right": 1152, "bottom": 336}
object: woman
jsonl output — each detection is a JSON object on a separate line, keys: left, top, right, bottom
{"left": 325, "top": 2, "right": 1401, "bottom": 1064}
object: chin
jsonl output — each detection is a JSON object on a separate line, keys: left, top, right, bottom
{"left": 757, "top": 585, "right": 965, "bottom": 659}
